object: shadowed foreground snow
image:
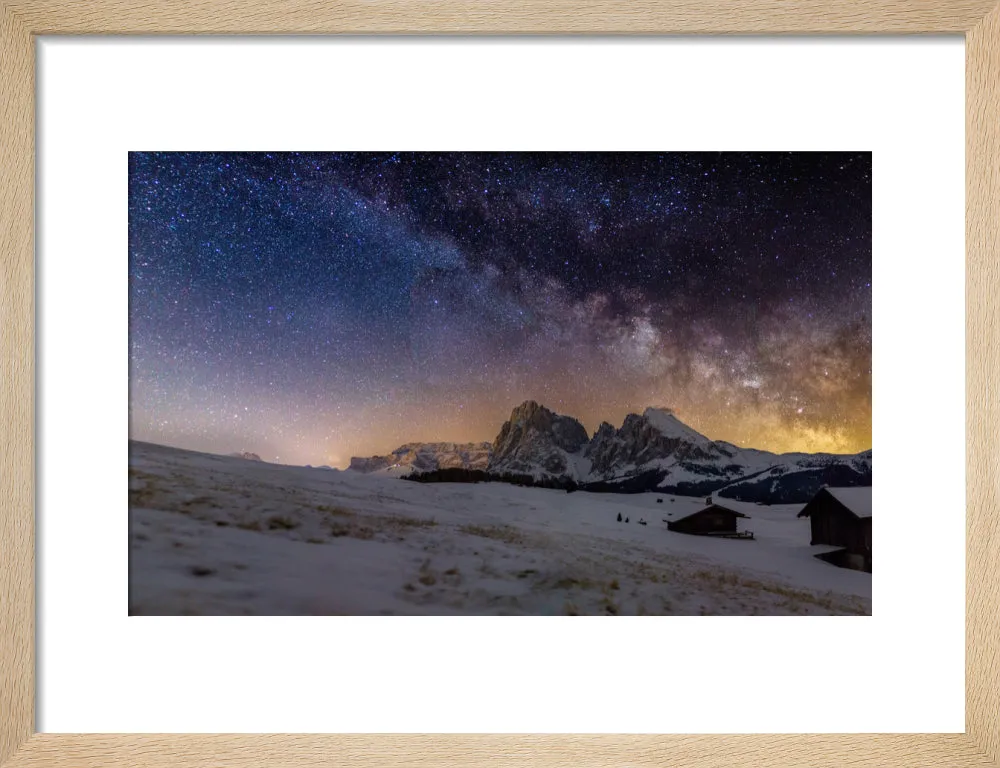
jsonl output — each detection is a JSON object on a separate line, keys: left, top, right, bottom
{"left": 129, "top": 441, "right": 871, "bottom": 615}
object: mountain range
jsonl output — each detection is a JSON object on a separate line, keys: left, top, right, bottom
{"left": 228, "top": 451, "right": 263, "bottom": 461}
{"left": 349, "top": 441, "right": 492, "bottom": 476}
{"left": 348, "top": 400, "right": 872, "bottom": 503}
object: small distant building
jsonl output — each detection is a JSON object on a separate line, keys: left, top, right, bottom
{"left": 666, "top": 502, "right": 751, "bottom": 537}
{"left": 798, "top": 486, "right": 872, "bottom": 573}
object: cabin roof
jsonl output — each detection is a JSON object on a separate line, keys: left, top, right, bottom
{"left": 798, "top": 486, "right": 872, "bottom": 519}
{"left": 825, "top": 487, "right": 872, "bottom": 518}
{"left": 673, "top": 503, "right": 749, "bottom": 523}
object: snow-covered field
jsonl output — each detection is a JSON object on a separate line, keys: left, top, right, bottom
{"left": 129, "top": 441, "right": 871, "bottom": 615}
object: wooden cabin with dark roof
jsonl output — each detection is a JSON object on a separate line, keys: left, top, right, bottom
{"left": 798, "top": 486, "right": 872, "bottom": 572}
{"left": 665, "top": 500, "right": 752, "bottom": 538}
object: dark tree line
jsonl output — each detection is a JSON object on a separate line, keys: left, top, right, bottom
{"left": 402, "top": 468, "right": 579, "bottom": 492}
{"left": 400, "top": 463, "right": 872, "bottom": 504}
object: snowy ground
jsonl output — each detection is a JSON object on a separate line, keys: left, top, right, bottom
{"left": 129, "top": 441, "right": 871, "bottom": 615}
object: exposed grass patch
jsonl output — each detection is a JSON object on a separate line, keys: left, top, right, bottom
{"left": 459, "top": 523, "right": 525, "bottom": 546}
{"left": 128, "top": 486, "right": 157, "bottom": 507}
{"left": 417, "top": 559, "right": 438, "bottom": 586}
{"left": 380, "top": 514, "right": 436, "bottom": 531}
{"left": 327, "top": 522, "right": 351, "bottom": 537}
{"left": 266, "top": 515, "right": 299, "bottom": 530}
{"left": 316, "top": 504, "right": 353, "bottom": 517}
{"left": 609, "top": 579, "right": 620, "bottom": 591}
{"left": 441, "top": 566, "right": 463, "bottom": 586}
{"left": 182, "top": 495, "right": 220, "bottom": 509}
{"left": 327, "top": 520, "right": 375, "bottom": 540}
{"left": 631, "top": 561, "right": 672, "bottom": 585}
{"left": 550, "top": 575, "right": 598, "bottom": 591}
{"left": 236, "top": 520, "right": 262, "bottom": 532}
{"left": 690, "top": 568, "right": 866, "bottom": 615}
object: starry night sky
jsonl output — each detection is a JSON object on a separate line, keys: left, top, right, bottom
{"left": 129, "top": 152, "right": 871, "bottom": 467}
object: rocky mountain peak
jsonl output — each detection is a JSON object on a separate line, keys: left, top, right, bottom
{"left": 508, "top": 400, "right": 547, "bottom": 426}
{"left": 490, "top": 401, "right": 589, "bottom": 477}
{"left": 592, "top": 421, "right": 616, "bottom": 440}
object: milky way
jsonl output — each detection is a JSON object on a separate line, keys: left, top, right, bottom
{"left": 129, "top": 152, "right": 871, "bottom": 466}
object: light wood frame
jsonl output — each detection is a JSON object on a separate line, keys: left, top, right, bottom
{"left": 1, "top": 3, "right": 996, "bottom": 766}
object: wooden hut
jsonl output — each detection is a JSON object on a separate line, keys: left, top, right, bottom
{"left": 797, "top": 486, "right": 872, "bottom": 572}
{"left": 666, "top": 503, "right": 751, "bottom": 538}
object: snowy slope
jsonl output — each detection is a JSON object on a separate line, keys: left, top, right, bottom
{"left": 130, "top": 440, "right": 871, "bottom": 616}
{"left": 641, "top": 407, "right": 714, "bottom": 445}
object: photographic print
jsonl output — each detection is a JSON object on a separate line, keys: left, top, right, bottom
{"left": 129, "top": 151, "right": 872, "bottom": 616}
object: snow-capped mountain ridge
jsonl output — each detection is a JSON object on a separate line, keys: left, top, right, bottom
{"left": 486, "top": 401, "right": 870, "bottom": 502}
{"left": 349, "top": 401, "right": 871, "bottom": 503}
{"left": 349, "top": 441, "right": 492, "bottom": 475}
{"left": 641, "top": 407, "right": 713, "bottom": 445}
{"left": 489, "top": 407, "right": 871, "bottom": 503}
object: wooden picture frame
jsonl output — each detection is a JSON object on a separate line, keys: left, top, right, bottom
{"left": 2, "top": 2, "right": 996, "bottom": 766}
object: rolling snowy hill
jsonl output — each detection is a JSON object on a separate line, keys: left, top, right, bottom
{"left": 129, "top": 440, "right": 870, "bottom": 615}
